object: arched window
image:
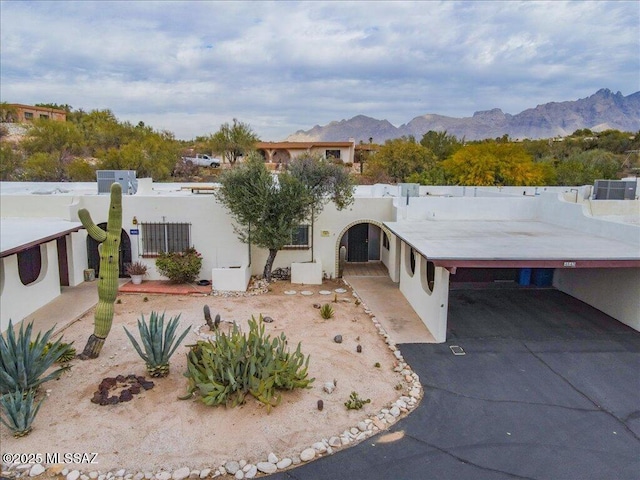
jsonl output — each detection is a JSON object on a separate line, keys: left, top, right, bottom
{"left": 405, "top": 245, "right": 416, "bottom": 277}
{"left": 420, "top": 257, "right": 436, "bottom": 294}
{"left": 18, "top": 245, "right": 43, "bottom": 285}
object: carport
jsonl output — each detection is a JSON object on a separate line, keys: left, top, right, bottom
{"left": 384, "top": 219, "right": 640, "bottom": 342}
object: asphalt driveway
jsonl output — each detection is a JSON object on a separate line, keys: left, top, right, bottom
{"left": 268, "top": 288, "right": 640, "bottom": 480}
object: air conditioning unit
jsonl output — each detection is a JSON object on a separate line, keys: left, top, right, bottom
{"left": 593, "top": 180, "right": 636, "bottom": 200}
{"left": 97, "top": 170, "right": 138, "bottom": 195}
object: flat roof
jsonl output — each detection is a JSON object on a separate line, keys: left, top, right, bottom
{"left": 384, "top": 220, "right": 640, "bottom": 268}
{"left": 1, "top": 218, "right": 83, "bottom": 257}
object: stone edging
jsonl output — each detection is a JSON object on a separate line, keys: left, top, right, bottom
{"left": 1, "top": 280, "right": 423, "bottom": 479}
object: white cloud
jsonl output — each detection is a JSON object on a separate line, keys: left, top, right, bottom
{"left": 1, "top": 0, "right": 638, "bottom": 140}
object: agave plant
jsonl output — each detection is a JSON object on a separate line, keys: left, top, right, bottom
{"left": 123, "top": 312, "right": 191, "bottom": 377}
{"left": 0, "top": 389, "right": 44, "bottom": 437}
{"left": 0, "top": 320, "right": 68, "bottom": 395}
{"left": 319, "top": 303, "right": 334, "bottom": 320}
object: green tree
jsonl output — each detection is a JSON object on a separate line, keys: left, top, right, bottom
{"left": 442, "top": 143, "right": 547, "bottom": 186}
{"left": 0, "top": 102, "right": 18, "bottom": 122}
{"left": 216, "top": 153, "right": 311, "bottom": 282}
{"left": 209, "top": 119, "right": 259, "bottom": 165}
{"left": 23, "top": 152, "right": 60, "bottom": 181}
{"left": 66, "top": 158, "right": 96, "bottom": 181}
{"left": 21, "top": 118, "right": 83, "bottom": 180}
{"left": 365, "top": 137, "right": 436, "bottom": 183}
{"left": 554, "top": 149, "right": 620, "bottom": 185}
{"left": 0, "top": 144, "right": 23, "bottom": 180}
{"left": 420, "top": 130, "right": 462, "bottom": 161}
{"left": 286, "top": 153, "right": 354, "bottom": 260}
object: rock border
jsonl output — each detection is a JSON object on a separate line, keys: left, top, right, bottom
{"left": 1, "top": 280, "right": 423, "bottom": 479}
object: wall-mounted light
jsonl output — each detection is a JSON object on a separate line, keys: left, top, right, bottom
{"left": 132, "top": 216, "right": 138, "bottom": 225}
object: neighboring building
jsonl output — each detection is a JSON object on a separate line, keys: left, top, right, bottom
{"left": 1, "top": 180, "right": 639, "bottom": 341}
{"left": 256, "top": 140, "right": 356, "bottom": 166}
{"left": 3, "top": 103, "right": 67, "bottom": 123}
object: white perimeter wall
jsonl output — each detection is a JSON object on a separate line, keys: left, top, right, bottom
{"left": 554, "top": 268, "right": 640, "bottom": 331}
{"left": 1, "top": 241, "right": 60, "bottom": 332}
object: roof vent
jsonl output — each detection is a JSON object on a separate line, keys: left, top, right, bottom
{"left": 96, "top": 170, "right": 138, "bottom": 195}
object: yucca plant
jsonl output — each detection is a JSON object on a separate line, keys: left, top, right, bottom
{"left": 124, "top": 312, "right": 191, "bottom": 377}
{"left": 319, "top": 303, "right": 334, "bottom": 320}
{"left": 0, "top": 389, "right": 44, "bottom": 437}
{"left": 0, "top": 320, "right": 68, "bottom": 395}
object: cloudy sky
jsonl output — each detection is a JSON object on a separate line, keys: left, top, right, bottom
{"left": 1, "top": 1, "right": 638, "bottom": 141}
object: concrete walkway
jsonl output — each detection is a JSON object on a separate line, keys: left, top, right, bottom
{"left": 18, "top": 279, "right": 129, "bottom": 337}
{"left": 344, "top": 275, "right": 436, "bottom": 343}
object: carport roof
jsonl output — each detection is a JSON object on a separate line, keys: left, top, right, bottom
{"left": 384, "top": 220, "right": 640, "bottom": 268}
{"left": 1, "top": 218, "right": 83, "bottom": 258}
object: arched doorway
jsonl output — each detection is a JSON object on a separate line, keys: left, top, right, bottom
{"left": 87, "top": 224, "right": 132, "bottom": 278}
{"left": 335, "top": 220, "right": 393, "bottom": 277}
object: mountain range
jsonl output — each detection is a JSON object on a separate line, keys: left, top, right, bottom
{"left": 286, "top": 89, "right": 640, "bottom": 143}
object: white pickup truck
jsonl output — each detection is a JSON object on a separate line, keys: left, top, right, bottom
{"left": 181, "top": 154, "right": 221, "bottom": 167}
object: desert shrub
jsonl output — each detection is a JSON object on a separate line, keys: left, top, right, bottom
{"left": 319, "top": 303, "right": 334, "bottom": 319}
{"left": 344, "top": 391, "right": 371, "bottom": 410}
{"left": 155, "top": 247, "right": 202, "bottom": 283}
{"left": 181, "top": 315, "right": 314, "bottom": 412}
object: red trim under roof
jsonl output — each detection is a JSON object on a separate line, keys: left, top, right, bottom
{"left": 0, "top": 226, "right": 83, "bottom": 258}
{"left": 433, "top": 259, "right": 640, "bottom": 269}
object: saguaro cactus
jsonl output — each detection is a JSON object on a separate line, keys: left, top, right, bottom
{"left": 78, "top": 182, "right": 122, "bottom": 359}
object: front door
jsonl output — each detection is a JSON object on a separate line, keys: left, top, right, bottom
{"left": 347, "top": 223, "right": 369, "bottom": 262}
{"left": 87, "top": 224, "right": 132, "bottom": 278}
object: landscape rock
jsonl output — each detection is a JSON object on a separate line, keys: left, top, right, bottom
{"left": 29, "top": 464, "right": 46, "bottom": 477}
{"left": 172, "top": 467, "right": 190, "bottom": 480}
{"left": 68, "top": 471, "right": 81, "bottom": 480}
{"left": 256, "top": 463, "right": 276, "bottom": 474}
{"left": 300, "top": 448, "right": 316, "bottom": 462}
{"left": 276, "top": 458, "right": 292, "bottom": 469}
{"left": 224, "top": 462, "right": 239, "bottom": 475}
{"left": 267, "top": 452, "right": 278, "bottom": 464}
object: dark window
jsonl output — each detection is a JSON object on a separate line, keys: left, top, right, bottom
{"left": 285, "top": 225, "right": 310, "bottom": 248}
{"left": 24, "top": 112, "right": 34, "bottom": 120}
{"left": 39, "top": 114, "right": 49, "bottom": 120}
{"left": 18, "top": 245, "right": 42, "bottom": 285}
{"left": 382, "top": 232, "right": 389, "bottom": 250}
{"left": 410, "top": 248, "right": 416, "bottom": 276}
{"left": 140, "top": 223, "right": 191, "bottom": 255}
{"left": 325, "top": 149, "right": 341, "bottom": 160}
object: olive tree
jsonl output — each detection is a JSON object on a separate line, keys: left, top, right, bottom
{"left": 216, "top": 153, "right": 311, "bottom": 282}
{"left": 286, "top": 153, "right": 354, "bottom": 260}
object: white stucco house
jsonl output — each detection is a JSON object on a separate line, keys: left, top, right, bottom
{"left": 1, "top": 178, "right": 639, "bottom": 341}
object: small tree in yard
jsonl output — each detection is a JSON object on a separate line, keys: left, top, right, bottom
{"left": 216, "top": 153, "right": 311, "bottom": 282}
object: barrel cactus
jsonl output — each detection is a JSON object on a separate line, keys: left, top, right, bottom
{"left": 78, "top": 182, "right": 122, "bottom": 359}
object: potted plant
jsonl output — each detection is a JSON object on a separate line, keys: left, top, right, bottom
{"left": 125, "top": 261, "right": 148, "bottom": 285}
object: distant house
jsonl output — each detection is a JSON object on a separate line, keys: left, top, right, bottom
{"left": 256, "top": 140, "right": 356, "bottom": 166}
{"left": 4, "top": 104, "right": 67, "bottom": 123}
